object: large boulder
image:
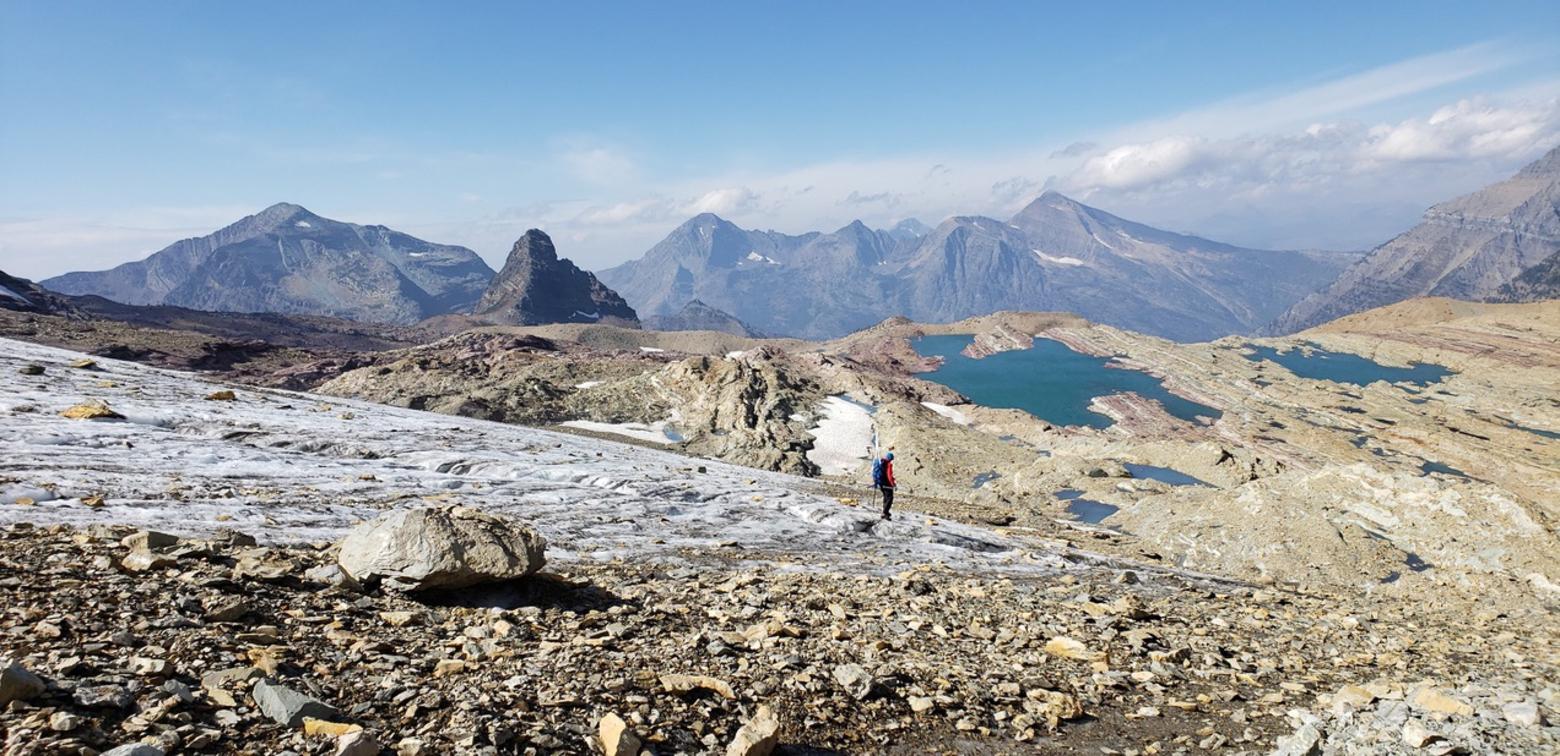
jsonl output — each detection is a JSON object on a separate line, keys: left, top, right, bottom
{"left": 336, "top": 506, "right": 546, "bottom": 591}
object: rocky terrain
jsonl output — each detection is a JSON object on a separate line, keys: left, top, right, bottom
{"left": 473, "top": 231, "right": 638, "bottom": 327}
{"left": 597, "top": 195, "right": 1359, "bottom": 341}
{"left": 1269, "top": 145, "right": 1560, "bottom": 334}
{"left": 43, "top": 204, "right": 496, "bottom": 325}
{"left": 1, "top": 336, "right": 1554, "bottom": 755}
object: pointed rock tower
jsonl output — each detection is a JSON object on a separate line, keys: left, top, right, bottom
{"left": 474, "top": 230, "right": 639, "bottom": 326}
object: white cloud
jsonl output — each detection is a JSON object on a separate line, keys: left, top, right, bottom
{"left": 687, "top": 186, "right": 759, "bottom": 216}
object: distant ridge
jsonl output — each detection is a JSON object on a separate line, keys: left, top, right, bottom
{"left": 473, "top": 229, "right": 638, "bottom": 326}
{"left": 599, "top": 192, "right": 1358, "bottom": 341}
{"left": 44, "top": 203, "right": 496, "bottom": 325}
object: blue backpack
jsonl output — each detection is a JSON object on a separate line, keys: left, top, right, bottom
{"left": 871, "top": 458, "right": 886, "bottom": 487}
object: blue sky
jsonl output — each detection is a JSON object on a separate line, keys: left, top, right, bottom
{"left": 2, "top": 1, "right": 1558, "bottom": 277}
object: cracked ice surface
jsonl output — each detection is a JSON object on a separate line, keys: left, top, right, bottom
{"left": 0, "top": 337, "right": 1063, "bottom": 575}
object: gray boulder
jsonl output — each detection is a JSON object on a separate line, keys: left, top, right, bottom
{"left": 337, "top": 506, "right": 546, "bottom": 591}
{"left": 0, "top": 660, "right": 46, "bottom": 706}
{"left": 252, "top": 679, "right": 339, "bottom": 727}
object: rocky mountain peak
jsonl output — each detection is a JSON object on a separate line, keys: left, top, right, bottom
{"left": 474, "top": 230, "right": 638, "bottom": 326}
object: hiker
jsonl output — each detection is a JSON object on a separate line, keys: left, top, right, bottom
{"left": 871, "top": 451, "right": 896, "bottom": 520}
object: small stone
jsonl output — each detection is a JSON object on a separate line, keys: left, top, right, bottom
{"left": 1332, "top": 684, "right": 1376, "bottom": 712}
{"left": 379, "top": 610, "right": 421, "bottom": 627}
{"left": 725, "top": 704, "right": 780, "bottom": 756}
{"left": 1043, "top": 636, "right": 1104, "bottom": 662}
{"left": 61, "top": 402, "right": 124, "bottom": 420}
{"left": 18, "top": 364, "right": 44, "bottom": 375}
{"left": 121, "top": 548, "right": 177, "bottom": 572}
{"left": 1502, "top": 700, "right": 1542, "bottom": 727}
{"left": 122, "top": 530, "right": 179, "bottom": 550}
{"left": 74, "top": 684, "right": 134, "bottom": 709}
{"left": 0, "top": 661, "right": 47, "bottom": 706}
{"left": 599, "top": 712, "right": 641, "bottom": 756}
{"left": 1401, "top": 720, "right": 1442, "bottom": 748}
{"left": 69, "top": 358, "right": 99, "bottom": 369}
{"left": 336, "top": 731, "right": 380, "bottom": 756}
{"left": 304, "top": 718, "right": 363, "bottom": 738}
{"left": 201, "top": 666, "right": 261, "bottom": 691}
{"left": 660, "top": 673, "right": 736, "bottom": 699}
{"left": 396, "top": 738, "right": 427, "bottom": 756}
{"left": 252, "top": 679, "right": 339, "bottom": 727}
{"left": 49, "top": 711, "right": 81, "bottom": 731}
{"left": 831, "top": 664, "right": 873, "bottom": 700}
{"left": 1409, "top": 687, "right": 1474, "bottom": 718}
{"left": 205, "top": 390, "right": 238, "bottom": 401}
{"left": 129, "top": 656, "right": 169, "bottom": 676}
{"left": 908, "top": 696, "right": 935, "bottom": 714}
{"left": 204, "top": 598, "right": 251, "bottom": 622}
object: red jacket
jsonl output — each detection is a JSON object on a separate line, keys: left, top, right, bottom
{"left": 881, "top": 458, "right": 895, "bottom": 488}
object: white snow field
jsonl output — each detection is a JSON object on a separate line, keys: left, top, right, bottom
{"left": 804, "top": 396, "right": 876, "bottom": 477}
{"left": 0, "top": 338, "right": 1064, "bottom": 575}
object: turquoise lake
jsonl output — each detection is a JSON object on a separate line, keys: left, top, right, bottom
{"left": 1244, "top": 344, "right": 1452, "bottom": 387}
{"left": 913, "top": 335, "right": 1221, "bottom": 429}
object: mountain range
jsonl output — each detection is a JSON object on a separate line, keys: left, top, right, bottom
{"left": 1268, "top": 145, "right": 1560, "bottom": 333}
{"left": 599, "top": 192, "right": 1361, "bottom": 341}
{"left": 44, "top": 203, "right": 497, "bottom": 325}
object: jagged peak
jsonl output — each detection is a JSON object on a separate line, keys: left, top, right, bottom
{"left": 505, "top": 229, "right": 559, "bottom": 264}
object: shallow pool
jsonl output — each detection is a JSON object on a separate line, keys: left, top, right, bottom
{"left": 1245, "top": 344, "right": 1452, "bottom": 387}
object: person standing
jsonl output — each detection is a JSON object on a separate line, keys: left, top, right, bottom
{"left": 871, "top": 451, "right": 896, "bottom": 520}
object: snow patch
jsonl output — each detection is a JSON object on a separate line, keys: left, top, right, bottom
{"left": 1033, "top": 250, "right": 1085, "bottom": 266}
{"left": 745, "top": 251, "right": 779, "bottom": 265}
{"left": 407, "top": 252, "right": 430, "bottom": 258}
{"left": 806, "top": 396, "right": 876, "bottom": 477}
{"left": 573, "top": 381, "right": 604, "bottom": 389}
{"left": 0, "top": 285, "right": 26, "bottom": 303}
{"left": 725, "top": 351, "right": 746, "bottom": 359}
{"left": 295, "top": 221, "right": 313, "bottom": 228}
{"left": 560, "top": 419, "right": 685, "bottom": 446}
{"left": 639, "top": 346, "right": 666, "bottom": 353}
{"left": 921, "top": 402, "right": 972, "bottom": 426}
{"left": 572, "top": 311, "right": 600, "bottom": 320}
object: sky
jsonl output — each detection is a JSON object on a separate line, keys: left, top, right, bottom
{"left": 2, "top": 1, "right": 1558, "bottom": 279}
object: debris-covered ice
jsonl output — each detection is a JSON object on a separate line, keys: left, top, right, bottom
{"left": 0, "top": 337, "right": 1061, "bottom": 575}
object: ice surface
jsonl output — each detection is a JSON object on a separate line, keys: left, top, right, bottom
{"left": 921, "top": 402, "right": 972, "bottom": 426}
{"left": 806, "top": 396, "right": 876, "bottom": 477}
{"left": 0, "top": 337, "right": 1065, "bottom": 576}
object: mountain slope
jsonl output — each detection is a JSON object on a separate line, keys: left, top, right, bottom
{"left": 473, "top": 229, "right": 638, "bottom": 326}
{"left": 44, "top": 203, "right": 495, "bottom": 324}
{"left": 641, "top": 299, "right": 764, "bottom": 336}
{"left": 601, "top": 194, "right": 1357, "bottom": 341}
{"left": 1269, "top": 146, "right": 1560, "bottom": 333}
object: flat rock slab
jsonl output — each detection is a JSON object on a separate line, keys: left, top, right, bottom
{"left": 252, "top": 679, "right": 339, "bottom": 728}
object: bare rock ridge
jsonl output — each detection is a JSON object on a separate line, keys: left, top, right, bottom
{"left": 597, "top": 192, "right": 1360, "bottom": 341}
{"left": 642, "top": 299, "right": 763, "bottom": 336}
{"left": 473, "top": 229, "right": 639, "bottom": 326}
{"left": 43, "top": 203, "right": 496, "bottom": 325}
{"left": 1268, "top": 145, "right": 1560, "bottom": 333}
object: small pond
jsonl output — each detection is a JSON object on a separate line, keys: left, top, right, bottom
{"left": 1244, "top": 345, "right": 1452, "bottom": 387}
